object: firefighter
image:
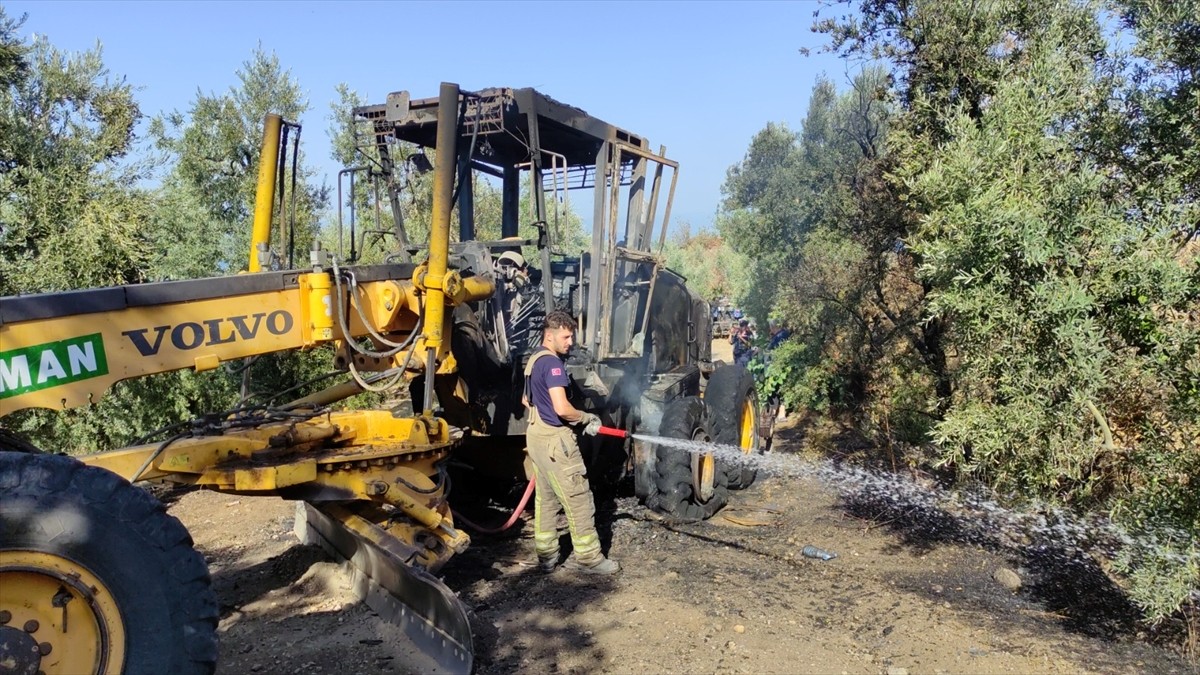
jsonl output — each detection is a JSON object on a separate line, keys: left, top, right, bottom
{"left": 522, "top": 309, "right": 621, "bottom": 575}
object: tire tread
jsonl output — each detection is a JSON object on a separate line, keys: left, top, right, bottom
{"left": 645, "top": 397, "right": 729, "bottom": 522}
{"left": 705, "top": 365, "right": 760, "bottom": 489}
{"left": 0, "top": 452, "right": 218, "bottom": 674}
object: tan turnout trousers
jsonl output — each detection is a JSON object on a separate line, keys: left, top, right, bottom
{"left": 524, "top": 350, "right": 602, "bottom": 563}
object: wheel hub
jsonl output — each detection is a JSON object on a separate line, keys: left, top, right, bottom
{"left": 739, "top": 399, "right": 758, "bottom": 453}
{"left": 690, "top": 428, "right": 716, "bottom": 503}
{"left": 0, "top": 623, "right": 41, "bottom": 675}
{"left": 0, "top": 550, "right": 125, "bottom": 675}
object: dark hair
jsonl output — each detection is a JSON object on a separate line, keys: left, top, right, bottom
{"left": 543, "top": 309, "right": 577, "bottom": 332}
{"left": 739, "top": 319, "right": 748, "bottom": 327}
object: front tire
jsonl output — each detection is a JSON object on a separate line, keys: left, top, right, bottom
{"left": 0, "top": 452, "right": 218, "bottom": 675}
{"left": 646, "top": 397, "right": 729, "bottom": 522}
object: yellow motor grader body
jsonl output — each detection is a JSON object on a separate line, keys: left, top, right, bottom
{"left": 0, "top": 84, "right": 480, "bottom": 675}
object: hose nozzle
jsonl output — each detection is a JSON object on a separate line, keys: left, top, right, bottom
{"left": 597, "top": 426, "right": 628, "bottom": 439}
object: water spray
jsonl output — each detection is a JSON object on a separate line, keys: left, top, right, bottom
{"left": 620, "top": 431, "right": 1198, "bottom": 573}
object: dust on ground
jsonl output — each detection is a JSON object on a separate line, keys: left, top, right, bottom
{"left": 165, "top": 338, "right": 1195, "bottom": 675}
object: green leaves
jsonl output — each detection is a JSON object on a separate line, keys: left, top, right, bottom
{"left": 662, "top": 226, "right": 751, "bottom": 302}
{"left": 808, "top": 0, "right": 1200, "bottom": 626}
{"left": 719, "top": 66, "right": 931, "bottom": 434}
{"left": 0, "top": 9, "right": 150, "bottom": 295}
{"left": 2, "top": 30, "right": 341, "bottom": 455}
{"left": 901, "top": 17, "right": 1196, "bottom": 522}
{"left": 149, "top": 47, "right": 323, "bottom": 275}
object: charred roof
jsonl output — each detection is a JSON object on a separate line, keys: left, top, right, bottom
{"left": 353, "top": 87, "right": 651, "bottom": 169}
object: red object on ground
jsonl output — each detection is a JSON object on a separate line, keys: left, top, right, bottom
{"left": 452, "top": 477, "right": 536, "bottom": 534}
{"left": 597, "top": 426, "right": 628, "bottom": 439}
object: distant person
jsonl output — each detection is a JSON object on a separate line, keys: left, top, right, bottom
{"left": 767, "top": 320, "right": 791, "bottom": 350}
{"left": 731, "top": 319, "right": 754, "bottom": 367}
{"left": 522, "top": 309, "right": 619, "bottom": 575}
{"left": 763, "top": 320, "right": 790, "bottom": 422}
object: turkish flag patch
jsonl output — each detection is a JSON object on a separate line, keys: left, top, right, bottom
{"left": 551, "top": 368, "right": 562, "bottom": 376}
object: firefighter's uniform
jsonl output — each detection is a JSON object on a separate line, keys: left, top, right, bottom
{"left": 523, "top": 349, "right": 603, "bottom": 564}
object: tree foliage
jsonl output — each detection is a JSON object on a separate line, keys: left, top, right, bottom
{"left": 133, "top": 47, "right": 334, "bottom": 430}
{"left": 149, "top": 47, "right": 325, "bottom": 275}
{"left": 0, "top": 7, "right": 151, "bottom": 295}
{"left": 718, "top": 67, "right": 937, "bottom": 438}
{"left": 0, "top": 9, "right": 172, "bottom": 453}
{"left": 721, "top": 0, "right": 1198, "bottom": 628}
{"left": 661, "top": 224, "right": 751, "bottom": 303}
{"left": 4, "top": 37, "right": 338, "bottom": 455}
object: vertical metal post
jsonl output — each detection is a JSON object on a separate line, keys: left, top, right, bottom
{"left": 524, "top": 107, "right": 556, "bottom": 313}
{"left": 422, "top": 82, "right": 460, "bottom": 416}
{"left": 525, "top": 110, "right": 546, "bottom": 226}
{"left": 249, "top": 113, "right": 282, "bottom": 272}
{"left": 586, "top": 142, "right": 608, "bottom": 349}
{"left": 600, "top": 146, "right": 623, "bottom": 357}
{"left": 457, "top": 149, "right": 474, "bottom": 241}
{"left": 623, "top": 156, "right": 646, "bottom": 248}
{"left": 607, "top": 148, "right": 622, "bottom": 254}
{"left": 373, "top": 174, "right": 383, "bottom": 248}
{"left": 501, "top": 165, "right": 520, "bottom": 238}
{"left": 378, "top": 144, "right": 411, "bottom": 257}
{"left": 336, "top": 167, "right": 369, "bottom": 260}
{"left": 348, "top": 171, "right": 358, "bottom": 262}
{"left": 276, "top": 123, "right": 290, "bottom": 267}
{"left": 657, "top": 165, "right": 679, "bottom": 253}
{"left": 287, "top": 125, "right": 301, "bottom": 269}
{"left": 642, "top": 146, "right": 667, "bottom": 252}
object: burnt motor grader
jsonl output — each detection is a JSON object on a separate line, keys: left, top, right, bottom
{"left": 0, "top": 83, "right": 768, "bottom": 675}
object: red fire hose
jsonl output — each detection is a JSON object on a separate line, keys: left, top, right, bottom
{"left": 452, "top": 477, "right": 536, "bottom": 535}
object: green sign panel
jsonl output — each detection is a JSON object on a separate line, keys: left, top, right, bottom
{"left": 0, "top": 333, "right": 108, "bottom": 399}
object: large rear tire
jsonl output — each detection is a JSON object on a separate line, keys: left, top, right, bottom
{"left": 0, "top": 451, "right": 218, "bottom": 675}
{"left": 705, "top": 365, "right": 762, "bottom": 489}
{"left": 646, "top": 397, "right": 729, "bottom": 522}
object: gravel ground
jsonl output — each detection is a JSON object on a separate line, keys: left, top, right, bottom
{"left": 167, "top": 435, "right": 1191, "bottom": 675}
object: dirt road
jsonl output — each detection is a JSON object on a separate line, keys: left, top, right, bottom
{"left": 165, "top": 338, "right": 1193, "bottom": 674}
{"left": 170, "top": 441, "right": 1189, "bottom": 675}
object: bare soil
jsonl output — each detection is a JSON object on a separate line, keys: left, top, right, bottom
{"left": 164, "top": 340, "right": 1195, "bottom": 675}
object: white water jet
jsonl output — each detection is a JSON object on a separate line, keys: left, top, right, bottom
{"left": 631, "top": 433, "right": 1199, "bottom": 570}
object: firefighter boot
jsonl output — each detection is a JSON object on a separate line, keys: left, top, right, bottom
{"left": 563, "top": 553, "right": 621, "bottom": 575}
{"left": 537, "top": 550, "right": 561, "bottom": 573}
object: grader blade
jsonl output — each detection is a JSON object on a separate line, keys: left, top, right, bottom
{"left": 295, "top": 502, "right": 473, "bottom": 674}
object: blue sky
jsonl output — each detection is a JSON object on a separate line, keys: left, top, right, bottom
{"left": 10, "top": 0, "right": 855, "bottom": 230}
